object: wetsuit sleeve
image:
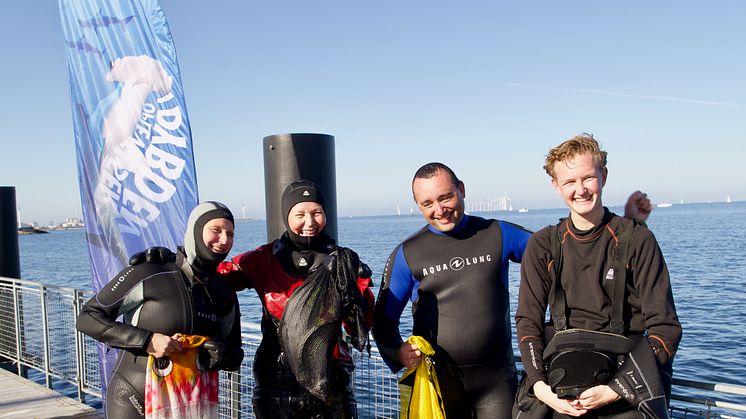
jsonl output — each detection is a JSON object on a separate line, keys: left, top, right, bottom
{"left": 75, "top": 265, "right": 156, "bottom": 354}
{"left": 224, "top": 249, "right": 260, "bottom": 291}
{"left": 340, "top": 275, "right": 375, "bottom": 345}
{"left": 358, "top": 276, "right": 375, "bottom": 329}
{"left": 610, "top": 337, "right": 671, "bottom": 416}
{"left": 372, "top": 244, "right": 416, "bottom": 372}
{"left": 515, "top": 228, "right": 553, "bottom": 389}
{"left": 629, "top": 226, "right": 682, "bottom": 365}
{"left": 499, "top": 221, "right": 533, "bottom": 263}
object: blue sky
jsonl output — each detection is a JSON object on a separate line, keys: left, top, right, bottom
{"left": 2, "top": 1, "right": 744, "bottom": 224}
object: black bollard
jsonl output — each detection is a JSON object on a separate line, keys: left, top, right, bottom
{"left": 0, "top": 186, "right": 20, "bottom": 279}
{"left": 0, "top": 186, "right": 21, "bottom": 372}
{"left": 263, "top": 133, "right": 338, "bottom": 243}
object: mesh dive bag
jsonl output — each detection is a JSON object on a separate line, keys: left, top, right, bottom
{"left": 278, "top": 247, "right": 367, "bottom": 402}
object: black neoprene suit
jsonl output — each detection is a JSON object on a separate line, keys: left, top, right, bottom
{"left": 516, "top": 209, "right": 681, "bottom": 418}
{"left": 76, "top": 250, "right": 243, "bottom": 419}
{"left": 374, "top": 215, "right": 532, "bottom": 418}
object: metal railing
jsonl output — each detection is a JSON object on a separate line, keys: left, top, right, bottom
{"left": 1, "top": 276, "right": 745, "bottom": 418}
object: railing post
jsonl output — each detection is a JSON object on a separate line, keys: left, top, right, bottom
{"left": 41, "top": 285, "right": 52, "bottom": 389}
{"left": 73, "top": 289, "right": 86, "bottom": 403}
{"left": 12, "top": 281, "right": 26, "bottom": 378}
{"left": 230, "top": 370, "right": 241, "bottom": 419}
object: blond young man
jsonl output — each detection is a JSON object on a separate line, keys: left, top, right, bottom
{"left": 516, "top": 134, "right": 681, "bottom": 418}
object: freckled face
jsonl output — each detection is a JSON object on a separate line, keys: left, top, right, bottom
{"left": 412, "top": 170, "right": 465, "bottom": 233}
{"left": 551, "top": 152, "right": 607, "bottom": 228}
{"left": 287, "top": 202, "right": 326, "bottom": 237}
{"left": 202, "top": 218, "right": 234, "bottom": 254}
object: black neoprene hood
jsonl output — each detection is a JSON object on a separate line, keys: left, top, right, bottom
{"left": 281, "top": 180, "right": 327, "bottom": 249}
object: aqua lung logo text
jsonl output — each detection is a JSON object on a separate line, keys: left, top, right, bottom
{"left": 422, "top": 254, "right": 492, "bottom": 276}
{"left": 450, "top": 257, "right": 465, "bottom": 271}
{"left": 110, "top": 267, "right": 134, "bottom": 292}
{"left": 197, "top": 311, "right": 217, "bottom": 322}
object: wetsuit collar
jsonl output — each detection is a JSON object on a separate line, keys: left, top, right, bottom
{"left": 565, "top": 207, "right": 613, "bottom": 238}
{"left": 427, "top": 214, "right": 470, "bottom": 236}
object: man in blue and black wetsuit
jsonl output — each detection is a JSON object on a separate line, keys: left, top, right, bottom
{"left": 373, "top": 162, "right": 532, "bottom": 418}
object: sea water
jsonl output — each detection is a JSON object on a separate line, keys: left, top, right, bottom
{"left": 17, "top": 202, "right": 746, "bottom": 388}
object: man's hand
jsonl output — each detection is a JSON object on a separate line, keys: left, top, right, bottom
{"left": 533, "top": 381, "right": 588, "bottom": 417}
{"left": 146, "top": 332, "right": 182, "bottom": 358}
{"left": 397, "top": 342, "right": 422, "bottom": 370}
{"left": 572, "top": 385, "right": 620, "bottom": 411}
{"left": 624, "top": 190, "right": 653, "bottom": 224}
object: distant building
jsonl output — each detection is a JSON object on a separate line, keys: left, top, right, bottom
{"left": 61, "top": 217, "right": 85, "bottom": 228}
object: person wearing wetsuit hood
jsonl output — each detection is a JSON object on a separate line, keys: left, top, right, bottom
{"left": 76, "top": 201, "right": 244, "bottom": 419}
{"left": 278, "top": 179, "right": 338, "bottom": 274}
{"left": 222, "top": 180, "right": 375, "bottom": 419}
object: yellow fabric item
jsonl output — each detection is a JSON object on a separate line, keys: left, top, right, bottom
{"left": 399, "top": 336, "right": 446, "bottom": 419}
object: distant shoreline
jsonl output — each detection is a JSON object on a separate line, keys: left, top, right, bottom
{"left": 18, "top": 200, "right": 742, "bottom": 229}
{"left": 17, "top": 226, "right": 49, "bottom": 235}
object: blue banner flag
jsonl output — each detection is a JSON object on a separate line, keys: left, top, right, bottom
{"left": 58, "top": 0, "right": 198, "bottom": 395}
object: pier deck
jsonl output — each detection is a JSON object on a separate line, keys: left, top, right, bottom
{"left": 0, "top": 368, "right": 101, "bottom": 418}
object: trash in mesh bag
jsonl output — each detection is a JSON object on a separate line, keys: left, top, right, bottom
{"left": 399, "top": 336, "right": 446, "bottom": 419}
{"left": 278, "top": 247, "right": 367, "bottom": 402}
{"left": 543, "top": 329, "right": 634, "bottom": 400}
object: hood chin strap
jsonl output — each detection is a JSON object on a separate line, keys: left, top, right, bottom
{"left": 282, "top": 231, "right": 334, "bottom": 252}
{"left": 191, "top": 250, "right": 229, "bottom": 279}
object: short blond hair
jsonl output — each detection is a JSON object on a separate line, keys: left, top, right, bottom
{"left": 544, "top": 133, "right": 608, "bottom": 178}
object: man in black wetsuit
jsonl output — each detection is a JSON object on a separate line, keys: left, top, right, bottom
{"left": 515, "top": 134, "right": 681, "bottom": 418}
{"left": 373, "top": 162, "right": 533, "bottom": 418}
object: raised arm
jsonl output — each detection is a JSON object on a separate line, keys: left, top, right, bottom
{"left": 623, "top": 191, "right": 653, "bottom": 224}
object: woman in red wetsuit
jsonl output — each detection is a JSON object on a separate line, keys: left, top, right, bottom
{"left": 223, "top": 180, "right": 374, "bottom": 419}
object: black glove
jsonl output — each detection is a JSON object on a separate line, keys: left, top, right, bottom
{"left": 129, "top": 246, "right": 176, "bottom": 266}
{"left": 358, "top": 262, "right": 372, "bottom": 280}
{"left": 198, "top": 340, "right": 226, "bottom": 371}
